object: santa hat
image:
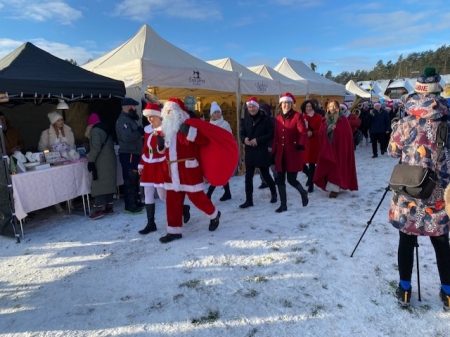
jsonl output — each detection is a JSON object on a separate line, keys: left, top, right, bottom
{"left": 279, "top": 92, "right": 296, "bottom": 106}
{"left": 374, "top": 102, "right": 381, "bottom": 108}
{"left": 162, "top": 98, "right": 190, "bottom": 117}
{"left": 210, "top": 101, "right": 222, "bottom": 114}
{"left": 48, "top": 111, "right": 63, "bottom": 124}
{"left": 415, "top": 67, "right": 442, "bottom": 94}
{"left": 143, "top": 102, "right": 161, "bottom": 117}
{"left": 339, "top": 103, "right": 348, "bottom": 111}
{"left": 246, "top": 96, "right": 259, "bottom": 109}
{"left": 87, "top": 113, "right": 100, "bottom": 126}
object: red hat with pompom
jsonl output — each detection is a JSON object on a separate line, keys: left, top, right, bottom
{"left": 279, "top": 92, "right": 296, "bottom": 106}
{"left": 143, "top": 102, "right": 161, "bottom": 117}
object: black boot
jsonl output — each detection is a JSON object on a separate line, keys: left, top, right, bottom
{"left": 209, "top": 211, "right": 221, "bottom": 231}
{"left": 294, "top": 183, "right": 309, "bottom": 207}
{"left": 275, "top": 184, "right": 287, "bottom": 213}
{"left": 303, "top": 164, "right": 310, "bottom": 180}
{"left": 307, "top": 165, "right": 315, "bottom": 193}
{"left": 132, "top": 170, "right": 145, "bottom": 208}
{"left": 139, "top": 204, "right": 157, "bottom": 234}
{"left": 159, "top": 233, "right": 182, "bottom": 243}
{"left": 183, "top": 205, "right": 191, "bottom": 224}
{"left": 239, "top": 200, "right": 253, "bottom": 208}
{"left": 207, "top": 185, "right": 215, "bottom": 199}
{"left": 220, "top": 183, "right": 231, "bottom": 201}
{"left": 269, "top": 185, "right": 277, "bottom": 203}
{"left": 123, "top": 179, "right": 143, "bottom": 214}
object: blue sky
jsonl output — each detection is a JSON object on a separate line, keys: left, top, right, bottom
{"left": 0, "top": 0, "right": 449, "bottom": 77}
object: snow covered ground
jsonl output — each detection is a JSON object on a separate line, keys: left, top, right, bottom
{"left": 1, "top": 144, "right": 449, "bottom": 337}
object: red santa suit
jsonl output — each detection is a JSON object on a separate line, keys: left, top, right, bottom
{"left": 163, "top": 122, "right": 228, "bottom": 234}
{"left": 302, "top": 112, "right": 322, "bottom": 164}
{"left": 138, "top": 125, "right": 165, "bottom": 188}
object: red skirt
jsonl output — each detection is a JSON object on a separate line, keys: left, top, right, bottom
{"left": 140, "top": 161, "right": 166, "bottom": 186}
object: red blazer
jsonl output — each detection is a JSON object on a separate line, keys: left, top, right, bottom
{"left": 271, "top": 109, "right": 308, "bottom": 172}
{"left": 302, "top": 112, "right": 322, "bottom": 164}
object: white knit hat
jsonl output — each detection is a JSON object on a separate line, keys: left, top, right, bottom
{"left": 48, "top": 111, "right": 63, "bottom": 124}
{"left": 210, "top": 101, "right": 221, "bottom": 114}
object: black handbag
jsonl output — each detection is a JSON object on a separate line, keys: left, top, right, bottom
{"left": 388, "top": 120, "right": 447, "bottom": 199}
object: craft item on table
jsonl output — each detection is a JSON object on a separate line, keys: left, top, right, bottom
{"left": 25, "top": 151, "right": 38, "bottom": 162}
{"left": 8, "top": 156, "right": 17, "bottom": 174}
{"left": 69, "top": 148, "right": 80, "bottom": 160}
{"left": 11, "top": 151, "right": 26, "bottom": 173}
{"left": 52, "top": 142, "right": 71, "bottom": 153}
{"left": 44, "top": 151, "right": 62, "bottom": 163}
{"left": 77, "top": 147, "right": 87, "bottom": 158}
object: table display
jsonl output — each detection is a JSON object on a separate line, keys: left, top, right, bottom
{"left": 11, "top": 160, "right": 91, "bottom": 233}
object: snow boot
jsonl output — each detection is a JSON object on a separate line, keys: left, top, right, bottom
{"left": 396, "top": 284, "right": 411, "bottom": 307}
{"left": 294, "top": 183, "right": 309, "bottom": 207}
{"left": 88, "top": 205, "right": 104, "bottom": 220}
{"left": 123, "top": 179, "right": 143, "bottom": 214}
{"left": 269, "top": 185, "right": 277, "bottom": 203}
{"left": 440, "top": 289, "right": 450, "bottom": 311}
{"left": 103, "top": 202, "right": 114, "bottom": 215}
{"left": 275, "top": 184, "right": 287, "bottom": 213}
{"left": 138, "top": 204, "right": 157, "bottom": 235}
{"left": 206, "top": 185, "right": 215, "bottom": 199}
{"left": 183, "top": 205, "right": 191, "bottom": 224}
{"left": 220, "top": 183, "right": 231, "bottom": 201}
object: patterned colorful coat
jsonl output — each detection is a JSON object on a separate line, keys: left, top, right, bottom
{"left": 388, "top": 93, "right": 450, "bottom": 236}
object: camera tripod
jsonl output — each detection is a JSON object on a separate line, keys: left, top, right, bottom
{"left": 350, "top": 185, "right": 421, "bottom": 301}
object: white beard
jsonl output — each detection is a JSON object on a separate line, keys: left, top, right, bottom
{"left": 161, "top": 106, "right": 188, "bottom": 147}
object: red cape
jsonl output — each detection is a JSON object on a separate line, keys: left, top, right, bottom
{"left": 313, "top": 116, "right": 358, "bottom": 191}
{"left": 185, "top": 118, "right": 239, "bottom": 186}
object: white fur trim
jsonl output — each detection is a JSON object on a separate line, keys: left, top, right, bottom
{"left": 144, "top": 125, "right": 153, "bottom": 133}
{"left": 140, "top": 182, "right": 165, "bottom": 188}
{"left": 141, "top": 156, "right": 165, "bottom": 164}
{"left": 164, "top": 181, "right": 205, "bottom": 192}
{"left": 138, "top": 164, "right": 144, "bottom": 169}
{"left": 208, "top": 208, "right": 218, "bottom": 219}
{"left": 185, "top": 159, "right": 199, "bottom": 168}
{"left": 279, "top": 96, "right": 293, "bottom": 103}
{"left": 186, "top": 126, "right": 197, "bottom": 142}
{"left": 167, "top": 226, "right": 183, "bottom": 234}
{"left": 167, "top": 134, "right": 181, "bottom": 191}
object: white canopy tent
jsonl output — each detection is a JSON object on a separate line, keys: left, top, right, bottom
{"left": 273, "top": 58, "right": 345, "bottom": 96}
{"left": 82, "top": 25, "right": 239, "bottom": 103}
{"left": 345, "top": 80, "right": 381, "bottom": 102}
{"left": 206, "top": 58, "right": 281, "bottom": 96}
{"left": 247, "top": 64, "right": 308, "bottom": 96}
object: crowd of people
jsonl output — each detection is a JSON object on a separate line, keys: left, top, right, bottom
{"left": 3, "top": 69, "right": 450, "bottom": 310}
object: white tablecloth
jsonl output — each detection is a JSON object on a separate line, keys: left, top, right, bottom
{"left": 11, "top": 161, "right": 91, "bottom": 220}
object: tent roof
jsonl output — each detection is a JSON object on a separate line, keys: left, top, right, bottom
{"left": 82, "top": 25, "right": 238, "bottom": 97}
{"left": 345, "top": 80, "right": 380, "bottom": 101}
{"left": 247, "top": 64, "right": 307, "bottom": 96}
{"left": 0, "top": 42, "right": 125, "bottom": 98}
{"left": 207, "top": 57, "right": 281, "bottom": 95}
{"left": 273, "top": 57, "right": 345, "bottom": 96}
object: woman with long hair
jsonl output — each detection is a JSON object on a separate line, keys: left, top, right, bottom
{"left": 314, "top": 100, "right": 358, "bottom": 198}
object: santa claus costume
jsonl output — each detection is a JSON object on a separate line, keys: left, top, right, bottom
{"left": 158, "top": 98, "right": 238, "bottom": 243}
{"left": 137, "top": 103, "right": 167, "bottom": 234}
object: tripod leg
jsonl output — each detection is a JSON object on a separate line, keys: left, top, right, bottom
{"left": 415, "top": 238, "right": 421, "bottom": 301}
{"left": 350, "top": 185, "right": 390, "bottom": 257}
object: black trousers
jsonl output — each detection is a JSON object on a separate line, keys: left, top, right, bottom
{"left": 398, "top": 231, "right": 450, "bottom": 285}
{"left": 370, "top": 133, "right": 386, "bottom": 156}
{"left": 245, "top": 165, "right": 275, "bottom": 201}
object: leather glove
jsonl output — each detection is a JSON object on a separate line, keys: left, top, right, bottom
{"left": 157, "top": 135, "right": 165, "bottom": 149}
{"left": 178, "top": 123, "right": 190, "bottom": 134}
{"left": 295, "top": 144, "right": 305, "bottom": 151}
{"left": 137, "top": 126, "right": 144, "bottom": 136}
{"left": 88, "top": 162, "right": 98, "bottom": 180}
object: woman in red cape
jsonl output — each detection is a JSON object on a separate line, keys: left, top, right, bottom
{"left": 313, "top": 100, "right": 358, "bottom": 198}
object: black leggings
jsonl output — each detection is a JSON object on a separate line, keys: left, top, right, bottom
{"left": 398, "top": 231, "right": 450, "bottom": 285}
{"left": 276, "top": 171, "right": 300, "bottom": 187}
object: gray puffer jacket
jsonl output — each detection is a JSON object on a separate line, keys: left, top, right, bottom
{"left": 115, "top": 112, "right": 143, "bottom": 155}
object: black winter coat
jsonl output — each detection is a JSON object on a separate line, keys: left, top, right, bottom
{"left": 240, "top": 111, "right": 273, "bottom": 167}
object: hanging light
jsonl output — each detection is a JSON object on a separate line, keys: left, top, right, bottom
{"left": 56, "top": 99, "right": 69, "bottom": 110}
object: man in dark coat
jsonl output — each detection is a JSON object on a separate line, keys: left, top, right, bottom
{"left": 368, "top": 102, "right": 390, "bottom": 158}
{"left": 239, "top": 97, "right": 277, "bottom": 208}
{"left": 115, "top": 97, "right": 144, "bottom": 214}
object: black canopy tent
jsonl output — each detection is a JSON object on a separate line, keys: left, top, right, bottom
{"left": 0, "top": 42, "right": 126, "bottom": 239}
{"left": 0, "top": 42, "right": 125, "bottom": 98}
